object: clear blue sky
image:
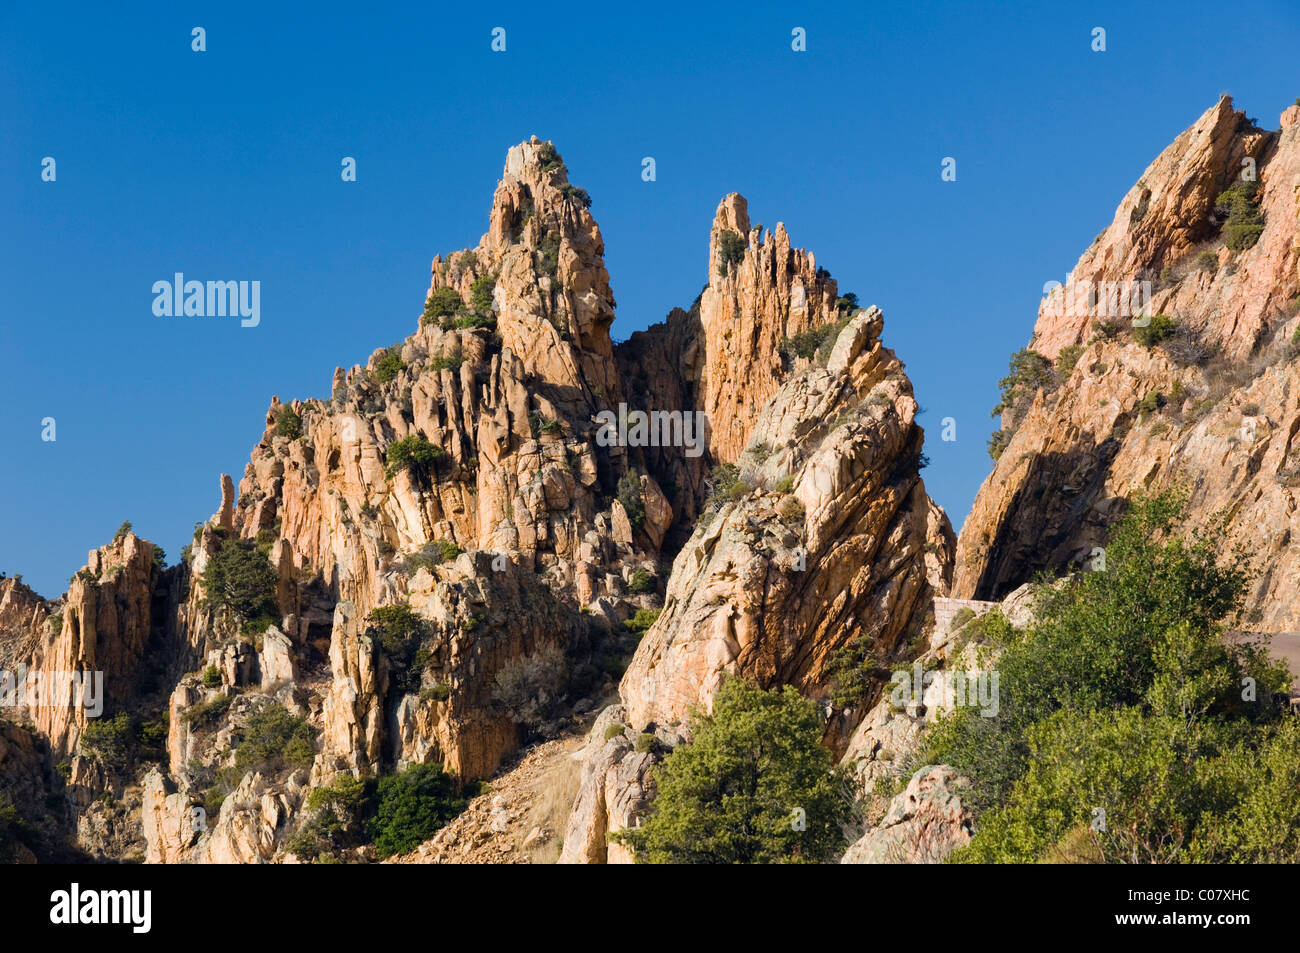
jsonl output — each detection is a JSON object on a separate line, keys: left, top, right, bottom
{"left": 3, "top": 1, "right": 1297, "bottom": 598}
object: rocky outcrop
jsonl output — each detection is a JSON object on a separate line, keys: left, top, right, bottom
{"left": 840, "top": 765, "right": 973, "bottom": 864}
{"left": 621, "top": 308, "right": 953, "bottom": 736}
{"left": 0, "top": 575, "right": 48, "bottom": 671}
{"left": 955, "top": 99, "right": 1300, "bottom": 629}
{"left": 562, "top": 308, "right": 955, "bottom": 862}
{"left": 22, "top": 533, "right": 162, "bottom": 756}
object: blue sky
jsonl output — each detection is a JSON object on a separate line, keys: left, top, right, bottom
{"left": 2, "top": 0, "right": 1298, "bottom": 598}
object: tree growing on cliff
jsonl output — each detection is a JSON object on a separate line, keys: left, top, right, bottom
{"left": 927, "top": 490, "right": 1294, "bottom": 862}
{"left": 615, "top": 678, "right": 849, "bottom": 864}
{"left": 201, "top": 536, "right": 278, "bottom": 630}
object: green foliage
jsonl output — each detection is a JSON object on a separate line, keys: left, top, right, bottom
{"left": 113, "top": 520, "right": 132, "bottom": 543}
{"left": 704, "top": 462, "right": 751, "bottom": 511}
{"left": 536, "top": 142, "right": 563, "bottom": 173}
{"left": 80, "top": 713, "right": 136, "bottom": 771}
{"left": 991, "top": 348, "right": 1055, "bottom": 421}
{"left": 1196, "top": 249, "right": 1219, "bottom": 272}
{"left": 469, "top": 274, "right": 497, "bottom": 313}
{"left": 404, "top": 539, "right": 463, "bottom": 574}
{"left": 288, "top": 772, "right": 371, "bottom": 862}
{"left": 276, "top": 406, "right": 302, "bottom": 440}
{"left": 628, "top": 568, "right": 656, "bottom": 594}
{"left": 926, "top": 491, "right": 1294, "bottom": 862}
{"left": 374, "top": 346, "right": 405, "bottom": 384}
{"left": 1055, "top": 344, "right": 1084, "bottom": 377}
{"left": 0, "top": 794, "right": 35, "bottom": 864}
{"left": 716, "top": 229, "right": 747, "bottom": 277}
{"left": 605, "top": 723, "right": 627, "bottom": 742}
{"left": 536, "top": 231, "right": 561, "bottom": 276}
{"left": 634, "top": 733, "right": 659, "bottom": 754}
{"left": 152, "top": 544, "right": 166, "bottom": 571}
{"left": 183, "top": 694, "right": 232, "bottom": 728}
{"left": 773, "top": 474, "right": 795, "bottom": 493}
{"left": 987, "top": 429, "right": 1012, "bottom": 461}
{"left": 201, "top": 665, "right": 222, "bottom": 688}
{"left": 420, "top": 683, "right": 452, "bottom": 703}
{"left": 201, "top": 536, "right": 278, "bottom": 622}
{"left": 615, "top": 679, "right": 848, "bottom": 863}
{"left": 1216, "top": 179, "right": 1265, "bottom": 252}
{"left": 826, "top": 632, "right": 887, "bottom": 709}
{"left": 617, "top": 470, "right": 646, "bottom": 531}
{"left": 623, "top": 607, "right": 661, "bottom": 634}
{"left": 560, "top": 183, "right": 592, "bottom": 208}
{"left": 365, "top": 604, "right": 427, "bottom": 658}
{"left": 427, "top": 350, "right": 464, "bottom": 373}
{"left": 423, "top": 286, "right": 464, "bottom": 325}
{"left": 453, "top": 311, "right": 496, "bottom": 331}
{"left": 232, "top": 703, "right": 316, "bottom": 778}
{"left": 370, "top": 763, "right": 467, "bottom": 858}
{"left": 1136, "top": 390, "right": 1163, "bottom": 421}
{"left": 384, "top": 435, "right": 448, "bottom": 481}
{"left": 1133, "top": 313, "right": 1176, "bottom": 347}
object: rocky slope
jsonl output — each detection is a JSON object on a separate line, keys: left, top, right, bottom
{"left": 2, "top": 136, "right": 953, "bottom": 865}
{"left": 955, "top": 97, "right": 1300, "bottom": 631}
{"left": 559, "top": 308, "right": 954, "bottom": 862}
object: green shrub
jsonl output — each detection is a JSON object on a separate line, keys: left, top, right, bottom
{"left": 536, "top": 142, "right": 563, "bottom": 172}
{"left": 991, "top": 349, "right": 1055, "bottom": 421}
{"left": 183, "top": 695, "right": 232, "bottom": 728}
{"left": 536, "top": 231, "right": 561, "bottom": 276}
{"left": 628, "top": 569, "right": 655, "bottom": 594}
{"left": 1133, "top": 313, "right": 1176, "bottom": 347}
{"left": 385, "top": 435, "right": 448, "bottom": 480}
{"left": 80, "top": 713, "right": 136, "bottom": 771}
{"left": 365, "top": 604, "right": 426, "bottom": 657}
{"left": 423, "top": 287, "right": 464, "bottom": 325}
{"left": 716, "top": 229, "right": 747, "bottom": 277}
{"left": 370, "top": 763, "right": 467, "bottom": 859}
{"left": 232, "top": 703, "right": 316, "bottom": 778}
{"left": 634, "top": 733, "right": 658, "bottom": 754}
{"left": 428, "top": 349, "right": 464, "bottom": 373}
{"left": 1136, "top": 390, "right": 1163, "bottom": 421}
{"left": 113, "top": 520, "right": 132, "bottom": 543}
{"left": 773, "top": 474, "right": 795, "bottom": 493}
{"left": 624, "top": 608, "right": 661, "bottom": 635}
{"left": 1216, "top": 180, "right": 1265, "bottom": 252}
{"left": 374, "top": 346, "right": 405, "bottom": 384}
{"left": 404, "top": 539, "right": 462, "bottom": 574}
{"left": 420, "top": 683, "right": 452, "bottom": 703}
{"left": 1055, "top": 344, "right": 1084, "bottom": 377}
{"left": 926, "top": 491, "right": 1292, "bottom": 863}
{"left": 613, "top": 678, "right": 848, "bottom": 863}
{"left": 605, "top": 723, "right": 627, "bottom": 742}
{"left": 560, "top": 183, "right": 592, "bottom": 209}
{"left": 202, "top": 536, "right": 278, "bottom": 622}
{"left": 276, "top": 406, "right": 302, "bottom": 440}
{"left": 617, "top": 470, "right": 646, "bottom": 531}
{"left": 1196, "top": 249, "right": 1219, "bottom": 272}
{"left": 201, "top": 665, "right": 222, "bottom": 688}
{"left": 469, "top": 274, "right": 496, "bottom": 313}
{"left": 454, "top": 311, "right": 496, "bottom": 331}
{"left": 288, "top": 772, "right": 372, "bottom": 862}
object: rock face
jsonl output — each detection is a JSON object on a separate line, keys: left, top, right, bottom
{"left": 955, "top": 98, "right": 1300, "bottom": 631}
{"left": 22, "top": 533, "right": 164, "bottom": 757}
{"left": 562, "top": 308, "right": 955, "bottom": 862}
{"left": 840, "top": 765, "right": 973, "bottom": 864}
{"left": 0, "top": 576, "right": 48, "bottom": 671}
{"left": 6, "top": 136, "right": 956, "bottom": 866}
{"left": 621, "top": 308, "right": 953, "bottom": 736}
